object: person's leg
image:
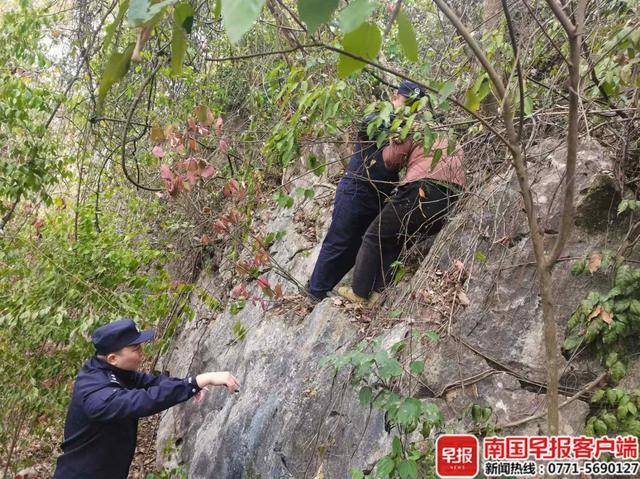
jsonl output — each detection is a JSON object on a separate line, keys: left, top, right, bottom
{"left": 377, "top": 181, "right": 458, "bottom": 289}
{"left": 308, "top": 179, "right": 381, "bottom": 300}
{"left": 352, "top": 183, "right": 419, "bottom": 298}
{"left": 352, "top": 181, "right": 457, "bottom": 297}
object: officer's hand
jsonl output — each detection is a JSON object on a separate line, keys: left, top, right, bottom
{"left": 196, "top": 371, "right": 240, "bottom": 394}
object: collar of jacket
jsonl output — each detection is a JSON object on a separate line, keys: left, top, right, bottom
{"left": 88, "top": 355, "right": 136, "bottom": 380}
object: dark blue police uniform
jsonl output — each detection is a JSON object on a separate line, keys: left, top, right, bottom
{"left": 53, "top": 319, "right": 201, "bottom": 479}
{"left": 307, "top": 112, "right": 399, "bottom": 300}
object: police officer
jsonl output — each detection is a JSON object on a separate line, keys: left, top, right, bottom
{"left": 53, "top": 319, "right": 240, "bottom": 479}
{"left": 307, "top": 80, "right": 425, "bottom": 301}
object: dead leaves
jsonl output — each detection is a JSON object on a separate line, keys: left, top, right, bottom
{"left": 588, "top": 252, "right": 602, "bottom": 274}
{"left": 587, "top": 304, "right": 614, "bottom": 327}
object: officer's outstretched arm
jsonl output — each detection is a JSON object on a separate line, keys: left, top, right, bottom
{"left": 134, "top": 371, "right": 173, "bottom": 389}
{"left": 83, "top": 376, "right": 200, "bottom": 421}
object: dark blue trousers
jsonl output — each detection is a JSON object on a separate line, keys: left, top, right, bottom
{"left": 308, "top": 176, "right": 388, "bottom": 299}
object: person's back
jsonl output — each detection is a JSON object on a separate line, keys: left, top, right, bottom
{"left": 382, "top": 138, "right": 466, "bottom": 188}
{"left": 344, "top": 112, "right": 399, "bottom": 196}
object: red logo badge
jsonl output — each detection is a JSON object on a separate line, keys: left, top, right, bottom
{"left": 436, "top": 434, "right": 480, "bottom": 478}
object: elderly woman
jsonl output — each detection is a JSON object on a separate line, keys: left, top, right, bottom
{"left": 338, "top": 133, "right": 466, "bottom": 304}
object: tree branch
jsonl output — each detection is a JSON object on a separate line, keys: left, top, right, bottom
{"left": 120, "top": 62, "right": 164, "bottom": 192}
{"left": 501, "top": 0, "right": 525, "bottom": 142}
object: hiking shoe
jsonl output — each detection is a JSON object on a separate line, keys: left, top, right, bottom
{"left": 336, "top": 286, "right": 381, "bottom": 306}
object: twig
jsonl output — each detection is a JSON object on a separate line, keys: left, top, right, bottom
{"left": 497, "top": 372, "right": 607, "bottom": 430}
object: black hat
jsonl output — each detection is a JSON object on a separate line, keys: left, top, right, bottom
{"left": 398, "top": 80, "right": 426, "bottom": 100}
{"left": 91, "top": 319, "right": 155, "bottom": 355}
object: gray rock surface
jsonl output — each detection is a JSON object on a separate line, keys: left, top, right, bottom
{"left": 156, "top": 139, "right": 630, "bottom": 478}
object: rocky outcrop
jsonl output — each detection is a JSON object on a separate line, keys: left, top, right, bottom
{"left": 156, "top": 139, "right": 629, "bottom": 478}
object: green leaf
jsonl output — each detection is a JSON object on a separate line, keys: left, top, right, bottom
{"left": 430, "top": 149, "right": 443, "bottom": 171}
{"left": 378, "top": 358, "right": 403, "bottom": 379}
{"left": 96, "top": 43, "right": 135, "bottom": 112}
{"left": 232, "top": 319, "right": 247, "bottom": 341}
{"left": 474, "top": 250, "right": 487, "bottom": 263}
{"left": 618, "top": 199, "right": 640, "bottom": 215}
{"left": 409, "top": 360, "right": 424, "bottom": 375}
{"left": 447, "top": 128, "right": 456, "bottom": 155}
{"left": 424, "top": 330, "right": 439, "bottom": 341}
{"left": 618, "top": 403, "right": 629, "bottom": 419}
{"left": 594, "top": 418, "right": 608, "bottom": 435}
{"left": 358, "top": 386, "right": 373, "bottom": 405}
{"left": 337, "top": 22, "right": 382, "bottom": 78}
{"left": 213, "top": 0, "right": 222, "bottom": 19}
{"left": 338, "top": 0, "right": 376, "bottom": 34}
{"left": 398, "top": 460, "right": 418, "bottom": 479}
{"left": 392, "top": 435, "right": 402, "bottom": 457}
{"left": 602, "top": 412, "right": 618, "bottom": 429}
{"left": 438, "top": 82, "right": 455, "bottom": 104}
{"left": 349, "top": 469, "right": 365, "bottom": 479}
{"left": 570, "top": 260, "right": 586, "bottom": 276}
{"left": 396, "top": 8, "right": 418, "bottom": 62}
{"left": 422, "top": 126, "right": 435, "bottom": 155}
{"left": 561, "top": 335, "right": 582, "bottom": 351}
{"left": 127, "top": 0, "right": 177, "bottom": 26}
{"left": 298, "top": 0, "right": 339, "bottom": 33}
{"left": 221, "top": 0, "right": 266, "bottom": 43}
{"left": 610, "top": 361, "right": 626, "bottom": 382}
{"left": 397, "top": 398, "right": 421, "bottom": 425}
{"left": 104, "top": 0, "right": 130, "bottom": 53}
{"left": 591, "top": 389, "right": 605, "bottom": 403}
{"left": 464, "top": 74, "right": 490, "bottom": 112}
{"left": 375, "top": 456, "right": 395, "bottom": 477}
{"left": 171, "top": 2, "right": 193, "bottom": 75}
{"left": 463, "top": 91, "right": 479, "bottom": 113}
{"left": 306, "top": 154, "right": 326, "bottom": 176}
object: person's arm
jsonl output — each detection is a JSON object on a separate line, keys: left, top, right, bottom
{"left": 382, "top": 139, "right": 413, "bottom": 170}
{"left": 83, "top": 376, "right": 201, "bottom": 421}
{"left": 83, "top": 371, "right": 240, "bottom": 421}
{"left": 134, "top": 371, "right": 173, "bottom": 389}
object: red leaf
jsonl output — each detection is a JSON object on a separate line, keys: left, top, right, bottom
{"left": 185, "top": 171, "right": 198, "bottom": 187}
{"left": 219, "top": 138, "right": 229, "bottom": 154}
{"left": 201, "top": 234, "right": 210, "bottom": 245}
{"left": 160, "top": 164, "right": 173, "bottom": 181}
{"left": 231, "top": 283, "right": 248, "bottom": 299}
{"left": 152, "top": 145, "right": 165, "bottom": 158}
{"left": 273, "top": 283, "right": 283, "bottom": 300}
{"left": 235, "top": 260, "right": 252, "bottom": 275}
{"left": 223, "top": 179, "right": 240, "bottom": 198}
{"left": 187, "top": 116, "right": 197, "bottom": 131}
{"left": 254, "top": 249, "right": 269, "bottom": 266}
{"left": 183, "top": 157, "right": 199, "bottom": 172}
{"left": 201, "top": 164, "right": 216, "bottom": 178}
{"left": 227, "top": 208, "right": 241, "bottom": 224}
{"left": 212, "top": 219, "right": 229, "bottom": 235}
{"left": 215, "top": 117, "right": 223, "bottom": 136}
